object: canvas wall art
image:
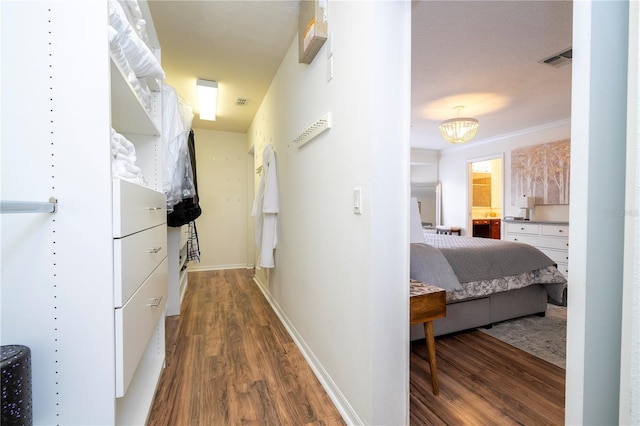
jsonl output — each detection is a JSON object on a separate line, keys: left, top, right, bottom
{"left": 511, "top": 139, "right": 570, "bottom": 205}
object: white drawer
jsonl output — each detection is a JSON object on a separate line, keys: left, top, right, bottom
{"left": 539, "top": 247, "right": 569, "bottom": 264}
{"left": 505, "top": 222, "right": 540, "bottom": 235}
{"left": 114, "top": 224, "right": 167, "bottom": 307}
{"left": 113, "top": 179, "right": 166, "bottom": 238}
{"left": 115, "top": 258, "right": 167, "bottom": 397}
{"left": 505, "top": 234, "right": 569, "bottom": 250}
{"left": 541, "top": 224, "right": 569, "bottom": 237}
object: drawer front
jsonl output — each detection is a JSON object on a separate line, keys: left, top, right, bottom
{"left": 504, "top": 233, "right": 569, "bottom": 250}
{"left": 115, "top": 258, "right": 168, "bottom": 397}
{"left": 114, "top": 224, "right": 167, "bottom": 307}
{"left": 505, "top": 222, "right": 540, "bottom": 235}
{"left": 541, "top": 224, "right": 569, "bottom": 237}
{"left": 113, "top": 179, "right": 166, "bottom": 238}
{"left": 538, "top": 247, "right": 569, "bottom": 264}
{"left": 410, "top": 291, "right": 446, "bottom": 324}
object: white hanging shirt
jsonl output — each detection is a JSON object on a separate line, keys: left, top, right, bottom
{"left": 251, "top": 144, "right": 279, "bottom": 268}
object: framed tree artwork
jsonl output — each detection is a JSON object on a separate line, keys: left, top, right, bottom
{"left": 511, "top": 139, "right": 571, "bottom": 205}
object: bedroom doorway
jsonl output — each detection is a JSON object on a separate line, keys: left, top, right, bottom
{"left": 468, "top": 156, "right": 503, "bottom": 238}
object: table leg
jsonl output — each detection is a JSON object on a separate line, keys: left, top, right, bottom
{"left": 423, "top": 321, "right": 439, "bottom": 395}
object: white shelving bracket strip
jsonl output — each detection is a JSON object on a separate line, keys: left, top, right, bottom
{"left": 293, "top": 113, "right": 332, "bottom": 148}
{"left": 0, "top": 197, "right": 58, "bottom": 214}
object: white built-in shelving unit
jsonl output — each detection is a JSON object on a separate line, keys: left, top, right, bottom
{"left": 0, "top": 1, "right": 168, "bottom": 424}
{"left": 167, "top": 225, "right": 189, "bottom": 316}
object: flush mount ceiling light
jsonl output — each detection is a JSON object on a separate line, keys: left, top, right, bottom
{"left": 196, "top": 79, "right": 218, "bottom": 121}
{"left": 438, "top": 106, "right": 479, "bottom": 144}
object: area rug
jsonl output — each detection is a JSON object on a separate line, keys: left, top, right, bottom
{"left": 478, "top": 304, "right": 567, "bottom": 369}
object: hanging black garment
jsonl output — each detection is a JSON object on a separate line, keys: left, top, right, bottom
{"left": 168, "top": 129, "right": 201, "bottom": 227}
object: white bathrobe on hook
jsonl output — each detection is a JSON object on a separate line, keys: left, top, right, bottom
{"left": 251, "top": 144, "right": 279, "bottom": 268}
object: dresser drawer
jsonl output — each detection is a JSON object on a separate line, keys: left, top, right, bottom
{"left": 538, "top": 247, "right": 569, "bottom": 264}
{"left": 505, "top": 222, "right": 540, "bottom": 235}
{"left": 113, "top": 179, "right": 166, "bottom": 238}
{"left": 541, "top": 224, "right": 569, "bottom": 237}
{"left": 505, "top": 233, "right": 568, "bottom": 250}
{"left": 115, "top": 258, "right": 167, "bottom": 397}
{"left": 114, "top": 224, "right": 167, "bottom": 307}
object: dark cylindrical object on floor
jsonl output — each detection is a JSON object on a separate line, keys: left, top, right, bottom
{"left": 1, "top": 345, "right": 33, "bottom": 426}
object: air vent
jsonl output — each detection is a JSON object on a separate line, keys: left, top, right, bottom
{"left": 236, "top": 98, "right": 248, "bottom": 106}
{"left": 540, "top": 47, "right": 572, "bottom": 68}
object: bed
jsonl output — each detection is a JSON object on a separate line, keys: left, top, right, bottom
{"left": 410, "top": 233, "right": 567, "bottom": 339}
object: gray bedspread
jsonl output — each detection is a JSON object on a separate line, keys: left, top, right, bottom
{"left": 410, "top": 234, "right": 568, "bottom": 304}
{"left": 422, "top": 234, "right": 556, "bottom": 283}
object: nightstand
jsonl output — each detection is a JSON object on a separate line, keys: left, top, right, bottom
{"left": 410, "top": 280, "right": 447, "bottom": 395}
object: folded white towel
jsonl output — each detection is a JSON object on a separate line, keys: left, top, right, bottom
{"left": 108, "top": 0, "right": 165, "bottom": 80}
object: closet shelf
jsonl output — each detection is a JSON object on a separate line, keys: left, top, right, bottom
{"left": 110, "top": 56, "right": 160, "bottom": 136}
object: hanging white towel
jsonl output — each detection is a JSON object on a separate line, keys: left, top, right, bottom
{"left": 251, "top": 144, "right": 279, "bottom": 268}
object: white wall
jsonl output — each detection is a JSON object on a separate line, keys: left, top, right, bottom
{"left": 438, "top": 121, "right": 571, "bottom": 234}
{"left": 410, "top": 148, "right": 439, "bottom": 183}
{"left": 189, "top": 128, "right": 249, "bottom": 270}
{"left": 247, "top": 2, "right": 411, "bottom": 424}
{"left": 567, "top": 1, "right": 629, "bottom": 423}
{"left": 621, "top": 3, "right": 640, "bottom": 423}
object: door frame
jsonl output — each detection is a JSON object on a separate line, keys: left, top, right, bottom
{"left": 467, "top": 153, "right": 505, "bottom": 236}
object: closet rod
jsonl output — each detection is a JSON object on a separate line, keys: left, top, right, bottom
{"left": 0, "top": 197, "right": 58, "bottom": 214}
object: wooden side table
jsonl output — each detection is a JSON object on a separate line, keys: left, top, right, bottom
{"left": 410, "top": 280, "right": 446, "bottom": 395}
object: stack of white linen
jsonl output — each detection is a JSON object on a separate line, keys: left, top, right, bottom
{"left": 108, "top": 0, "right": 165, "bottom": 112}
{"left": 111, "top": 128, "right": 146, "bottom": 186}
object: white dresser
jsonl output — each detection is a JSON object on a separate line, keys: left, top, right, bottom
{"left": 503, "top": 221, "right": 569, "bottom": 279}
{"left": 112, "top": 179, "right": 167, "bottom": 399}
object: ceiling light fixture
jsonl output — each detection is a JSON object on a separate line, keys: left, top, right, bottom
{"left": 438, "top": 106, "right": 479, "bottom": 144}
{"left": 196, "top": 79, "right": 218, "bottom": 121}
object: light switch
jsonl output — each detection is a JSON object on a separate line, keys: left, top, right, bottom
{"left": 353, "top": 188, "right": 362, "bottom": 214}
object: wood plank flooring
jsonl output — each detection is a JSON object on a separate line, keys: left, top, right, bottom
{"left": 147, "top": 269, "right": 345, "bottom": 426}
{"left": 148, "top": 269, "right": 565, "bottom": 425}
{"left": 411, "top": 331, "right": 565, "bottom": 425}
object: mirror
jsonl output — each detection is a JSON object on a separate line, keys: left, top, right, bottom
{"left": 469, "top": 158, "right": 503, "bottom": 219}
{"left": 472, "top": 172, "right": 492, "bottom": 206}
{"left": 411, "top": 182, "right": 441, "bottom": 229}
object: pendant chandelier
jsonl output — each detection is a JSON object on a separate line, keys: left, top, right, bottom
{"left": 438, "top": 106, "right": 479, "bottom": 144}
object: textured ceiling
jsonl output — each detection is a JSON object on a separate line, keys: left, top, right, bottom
{"left": 148, "top": 0, "right": 299, "bottom": 133}
{"left": 148, "top": 0, "right": 572, "bottom": 150}
{"left": 411, "top": 1, "right": 573, "bottom": 150}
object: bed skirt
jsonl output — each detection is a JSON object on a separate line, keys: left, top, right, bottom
{"left": 410, "top": 285, "right": 548, "bottom": 339}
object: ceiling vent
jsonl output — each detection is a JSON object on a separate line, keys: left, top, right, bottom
{"left": 235, "top": 98, "right": 248, "bottom": 106}
{"left": 540, "top": 47, "right": 572, "bottom": 68}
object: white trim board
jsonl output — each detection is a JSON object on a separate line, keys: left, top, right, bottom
{"left": 251, "top": 275, "right": 363, "bottom": 426}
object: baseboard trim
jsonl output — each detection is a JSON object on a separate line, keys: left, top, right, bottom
{"left": 252, "top": 275, "right": 362, "bottom": 425}
{"left": 187, "top": 263, "right": 251, "bottom": 272}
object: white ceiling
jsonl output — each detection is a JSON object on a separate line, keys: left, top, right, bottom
{"left": 148, "top": 0, "right": 299, "bottom": 133}
{"left": 148, "top": 0, "right": 573, "bottom": 150}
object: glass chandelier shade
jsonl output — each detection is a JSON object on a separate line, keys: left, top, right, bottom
{"left": 438, "top": 116, "right": 479, "bottom": 144}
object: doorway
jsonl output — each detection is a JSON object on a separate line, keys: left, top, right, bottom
{"left": 468, "top": 156, "right": 503, "bottom": 239}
